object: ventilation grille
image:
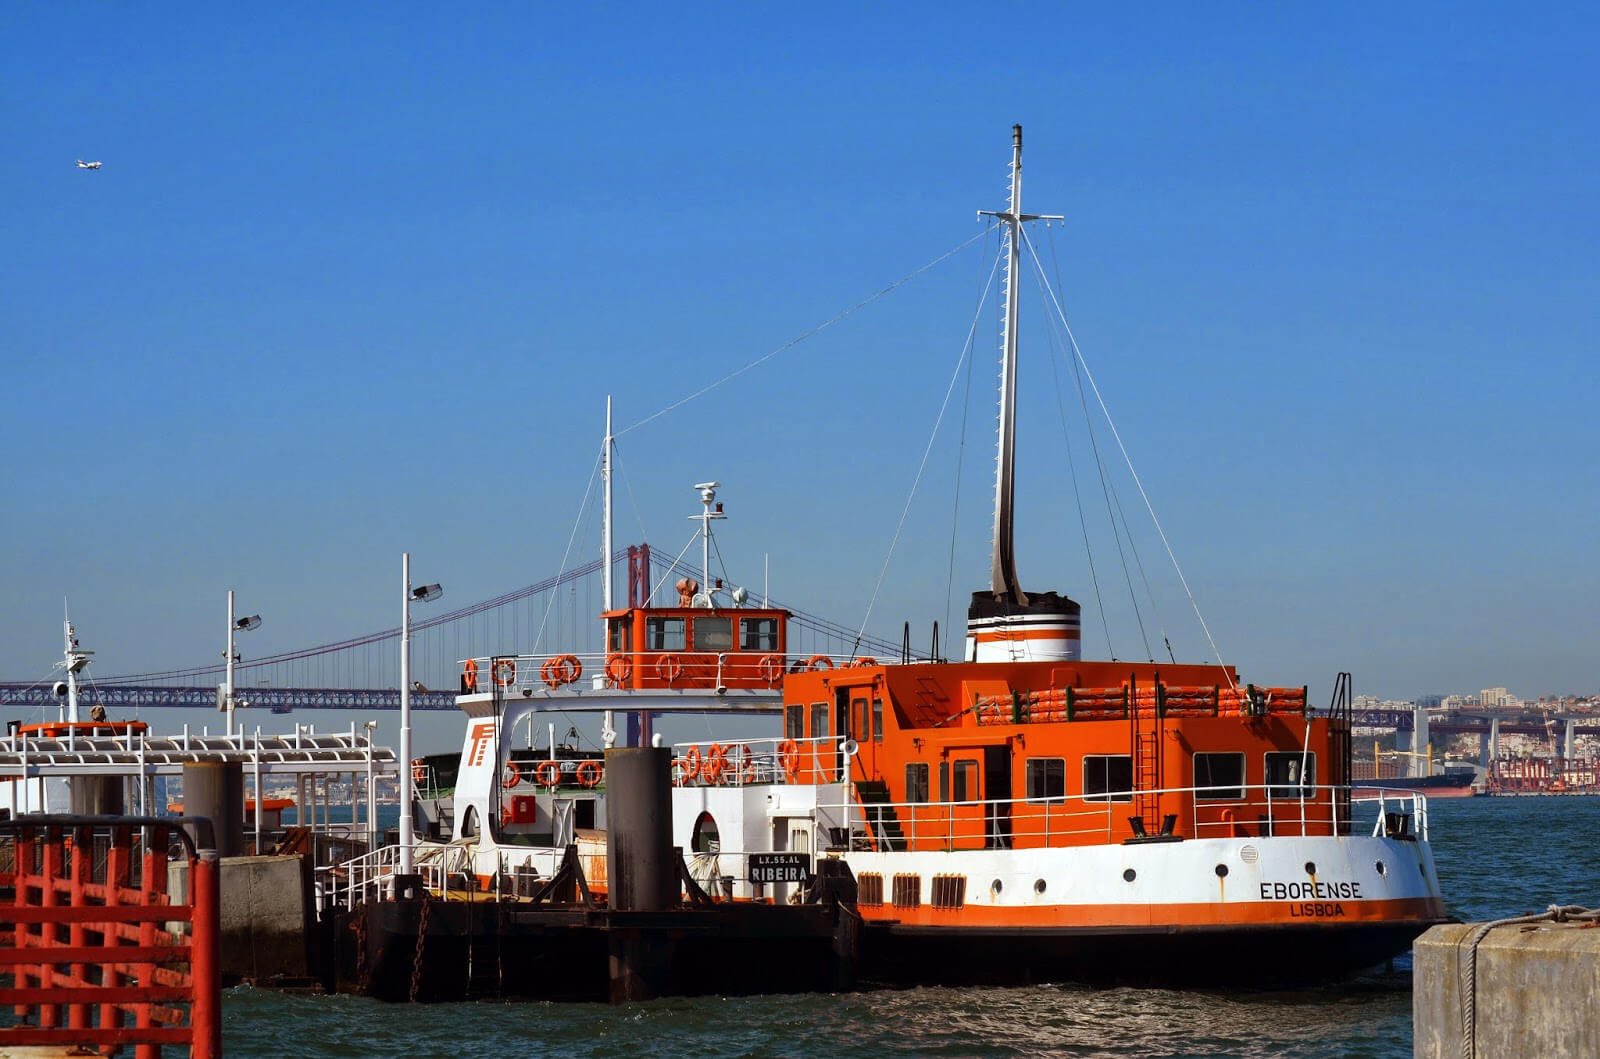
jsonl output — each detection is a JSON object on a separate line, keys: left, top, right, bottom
{"left": 858, "top": 873, "right": 884, "bottom": 906}
{"left": 930, "top": 874, "right": 967, "bottom": 909}
{"left": 891, "top": 873, "right": 922, "bottom": 908}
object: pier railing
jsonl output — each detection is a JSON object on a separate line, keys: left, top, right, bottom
{"left": 0, "top": 816, "right": 221, "bottom": 1058}
{"left": 320, "top": 842, "right": 573, "bottom": 911}
{"left": 809, "top": 783, "right": 1428, "bottom": 853}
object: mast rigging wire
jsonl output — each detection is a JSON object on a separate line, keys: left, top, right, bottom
{"left": 618, "top": 225, "right": 999, "bottom": 437}
{"left": 1021, "top": 227, "right": 1233, "bottom": 683}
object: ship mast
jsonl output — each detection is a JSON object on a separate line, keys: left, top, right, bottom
{"left": 979, "top": 124, "right": 1060, "bottom": 605}
{"left": 60, "top": 611, "right": 92, "bottom": 723}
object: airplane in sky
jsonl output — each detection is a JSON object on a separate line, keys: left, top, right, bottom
{"left": 75, "top": 160, "right": 102, "bottom": 170}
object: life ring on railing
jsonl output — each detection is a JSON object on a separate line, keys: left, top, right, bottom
{"left": 605, "top": 655, "right": 633, "bottom": 686}
{"left": 492, "top": 658, "right": 517, "bottom": 687}
{"left": 851, "top": 656, "right": 878, "bottom": 668}
{"left": 778, "top": 739, "right": 800, "bottom": 781}
{"left": 411, "top": 759, "right": 428, "bottom": 784}
{"left": 680, "top": 744, "right": 702, "bottom": 783}
{"left": 462, "top": 659, "right": 479, "bottom": 692}
{"left": 534, "top": 760, "right": 562, "bottom": 788}
{"left": 758, "top": 654, "right": 784, "bottom": 685}
{"left": 576, "top": 760, "right": 603, "bottom": 788}
{"left": 807, "top": 654, "right": 834, "bottom": 671}
{"left": 502, "top": 763, "right": 522, "bottom": 789}
{"left": 656, "top": 654, "right": 684, "bottom": 684}
{"left": 542, "top": 653, "right": 582, "bottom": 689}
{"left": 702, "top": 743, "right": 729, "bottom": 784}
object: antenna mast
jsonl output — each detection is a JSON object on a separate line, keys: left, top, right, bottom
{"left": 978, "top": 124, "right": 1060, "bottom": 605}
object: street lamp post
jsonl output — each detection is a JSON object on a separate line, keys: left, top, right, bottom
{"left": 400, "top": 553, "right": 442, "bottom": 878}
{"left": 224, "top": 590, "right": 261, "bottom": 739}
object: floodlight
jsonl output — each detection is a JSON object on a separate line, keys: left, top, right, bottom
{"left": 234, "top": 614, "right": 262, "bottom": 632}
{"left": 411, "top": 584, "right": 443, "bottom": 604}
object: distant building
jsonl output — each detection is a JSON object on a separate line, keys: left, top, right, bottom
{"left": 1481, "top": 687, "right": 1511, "bottom": 709}
{"left": 1417, "top": 694, "right": 1444, "bottom": 708}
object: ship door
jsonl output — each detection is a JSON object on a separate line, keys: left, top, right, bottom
{"left": 834, "top": 687, "right": 851, "bottom": 778}
{"left": 983, "top": 744, "right": 1013, "bottom": 849}
{"left": 849, "top": 692, "right": 877, "bottom": 779}
{"left": 771, "top": 817, "right": 813, "bottom": 904}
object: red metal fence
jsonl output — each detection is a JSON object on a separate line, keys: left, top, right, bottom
{"left": 0, "top": 815, "right": 220, "bottom": 1058}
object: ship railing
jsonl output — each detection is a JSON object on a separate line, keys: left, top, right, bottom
{"left": 457, "top": 650, "right": 899, "bottom": 696}
{"left": 813, "top": 783, "right": 1428, "bottom": 853}
{"left": 667, "top": 735, "right": 836, "bottom": 787}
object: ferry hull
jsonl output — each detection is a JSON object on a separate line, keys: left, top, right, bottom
{"left": 860, "top": 918, "right": 1447, "bottom": 987}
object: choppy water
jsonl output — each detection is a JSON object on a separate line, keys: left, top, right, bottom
{"left": 225, "top": 797, "right": 1599, "bottom": 1058}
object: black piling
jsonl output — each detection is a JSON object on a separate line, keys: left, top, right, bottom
{"left": 604, "top": 746, "right": 675, "bottom": 1001}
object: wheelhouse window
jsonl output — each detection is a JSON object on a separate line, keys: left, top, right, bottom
{"left": 809, "top": 702, "right": 829, "bottom": 739}
{"left": 1266, "top": 752, "right": 1316, "bottom": 799}
{"left": 938, "top": 761, "right": 950, "bottom": 802}
{"left": 1194, "top": 752, "right": 1246, "bottom": 800}
{"left": 608, "top": 619, "right": 629, "bottom": 652}
{"left": 645, "top": 616, "right": 685, "bottom": 651}
{"left": 1025, "top": 758, "right": 1066, "bottom": 803}
{"left": 692, "top": 616, "right": 732, "bottom": 651}
{"left": 871, "top": 698, "right": 884, "bottom": 743}
{"left": 1083, "top": 756, "right": 1133, "bottom": 802}
{"left": 905, "top": 763, "right": 929, "bottom": 804}
{"left": 952, "top": 760, "right": 979, "bottom": 802}
{"left": 785, "top": 704, "right": 804, "bottom": 740}
{"left": 741, "top": 617, "right": 779, "bottom": 651}
{"left": 852, "top": 697, "right": 869, "bottom": 741}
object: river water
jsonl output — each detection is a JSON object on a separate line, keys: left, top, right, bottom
{"left": 225, "top": 796, "right": 1597, "bottom": 1058}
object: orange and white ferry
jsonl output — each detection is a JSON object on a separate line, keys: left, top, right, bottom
{"left": 385, "top": 126, "right": 1448, "bottom": 990}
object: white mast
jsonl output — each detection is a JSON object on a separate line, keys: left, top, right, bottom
{"left": 601, "top": 398, "right": 616, "bottom": 747}
{"left": 979, "top": 124, "right": 1060, "bottom": 605}
{"left": 61, "top": 610, "right": 90, "bottom": 723}
{"left": 691, "top": 482, "right": 726, "bottom": 604}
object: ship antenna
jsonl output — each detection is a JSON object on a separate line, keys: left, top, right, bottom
{"left": 978, "top": 124, "right": 1061, "bottom": 605}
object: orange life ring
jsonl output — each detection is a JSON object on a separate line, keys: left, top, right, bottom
{"left": 576, "top": 760, "right": 603, "bottom": 788}
{"left": 656, "top": 654, "right": 684, "bottom": 684}
{"left": 778, "top": 739, "right": 800, "bottom": 780}
{"left": 503, "top": 763, "right": 522, "bottom": 789}
{"left": 534, "top": 760, "right": 562, "bottom": 788}
{"left": 851, "top": 656, "right": 878, "bottom": 668}
{"left": 807, "top": 654, "right": 834, "bottom": 671}
{"left": 492, "top": 658, "right": 517, "bottom": 687}
{"left": 702, "top": 743, "right": 729, "bottom": 784}
{"left": 758, "top": 654, "right": 784, "bottom": 684}
{"left": 605, "top": 655, "right": 633, "bottom": 686}
{"left": 462, "top": 659, "right": 479, "bottom": 692}
{"left": 543, "top": 653, "right": 582, "bottom": 689}
{"left": 680, "top": 744, "right": 702, "bottom": 782}
{"left": 411, "top": 760, "right": 427, "bottom": 784}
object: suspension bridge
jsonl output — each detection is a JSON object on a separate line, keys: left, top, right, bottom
{"left": 0, "top": 547, "right": 907, "bottom": 717}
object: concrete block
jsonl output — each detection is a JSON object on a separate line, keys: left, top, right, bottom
{"left": 170, "top": 854, "right": 311, "bottom": 983}
{"left": 1414, "top": 921, "right": 1600, "bottom": 1059}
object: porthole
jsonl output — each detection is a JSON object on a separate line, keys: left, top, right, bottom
{"left": 1122, "top": 868, "right": 1136, "bottom": 883}
{"left": 991, "top": 879, "right": 1003, "bottom": 896}
{"left": 1215, "top": 864, "right": 1229, "bottom": 878}
{"left": 1375, "top": 860, "right": 1387, "bottom": 877}
{"left": 1304, "top": 861, "right": 1317, "bottom": 875}
{"left": 1034, "top": 878, "right": 1047, "bottom": 894}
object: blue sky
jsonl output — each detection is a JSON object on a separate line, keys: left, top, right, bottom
{"left": 2, "top": 5, "right": 1596, "bottom": 752}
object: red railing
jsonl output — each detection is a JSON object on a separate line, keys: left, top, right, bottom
{"left": 0, "top": 816, "right": 220, "bottom": 1058}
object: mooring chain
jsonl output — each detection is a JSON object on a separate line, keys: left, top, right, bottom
{"left": 408, "top": 894, "right": 430, "bottom": 1002}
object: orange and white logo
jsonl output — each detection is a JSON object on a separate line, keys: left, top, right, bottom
{"left": 466, "top": 721, "right": 496, "bottom": 767}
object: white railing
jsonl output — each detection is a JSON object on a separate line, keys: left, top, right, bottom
{"left": 318, "top": 842, "right": 567, "bottom": 912}
{"left": 809, "top": 783, "right": 1429, "bottom": 854}
{"left": 668, "top": 735, "right": 839, "bottom": 788}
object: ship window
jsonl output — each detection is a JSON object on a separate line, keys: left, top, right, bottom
{"left": 872, "top": 698, "right": 884, "bottom": 742}
{"left": 906, "top": 763, "right": 929, "bottom": 803}
{"left": 691, "top": 811, "right": 720, "bottom": 854}
{"left": 952, "top": 760, "right": 979, "bottom": 802}
{"left": 785, "top": 704, "right": 804, "bottom": 740}
{"left": 852, "top": 697, "right": 869, "bottom": 741}
{"left": 938, "top": 761, "right": 950, "bottom": 802}
{"left": 645, "top": 617, "right": 685, "bottom": 651}
{"left": 1083, "top": 756, "right": 1133, "bottom": 802}
{"left": 608, "top": 619, "right": 629, "bottom": 652}
{"left": 809, "top": 702, "right": 829, "bottom": 739}
{"left": 1025, "top": 758, "right": 1067, "bottom": 803}
{"left": 692, "top": 616, "right": 733, "bottom": 651}
{"left": 1195, "top": 752, "right": 1245, "bottom": 800}
{"left": 1266, "top": 752, "right": 1316, "bottom": 799}
{"left": 741, "top": 617, "right": 779, "bottom": 651}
